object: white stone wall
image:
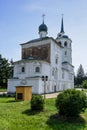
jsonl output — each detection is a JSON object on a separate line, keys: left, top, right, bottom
{"left": 13, "top": 61, "right": 50, "bottom": 79}
{"left": 39, "top": 31, "right": 47, "bottom": 38}
{"left": 8, "top": 79, "right": 20, "bottom": 93}
{"left": 8, "top": 78, "right": 40, "bottom": 94}
{"left": 8, "top": 61, "right": 51, "bottom": 94}
{"left": 50, "top": 40, "right": 62, "bottom": 81}
{"left": 8, "top": 37, "right": 74, "bottom": 94}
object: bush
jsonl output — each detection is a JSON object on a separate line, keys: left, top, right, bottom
{"left": 56, "top": 89, "right": 87, "bottom": 117}
{"left": 31, "top": 95, "right": 44, "bottom": 111}
{"left": 82, "top": 80, "right": 87, "bottom": 88}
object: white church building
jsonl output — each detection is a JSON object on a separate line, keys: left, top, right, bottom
{"left": 7, "top": 16, "right": 74, "bottom": 94}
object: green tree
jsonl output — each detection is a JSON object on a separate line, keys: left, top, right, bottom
{"left": 82, "top": 80, "right": 87, "bottom": 89}
{"left": 77, "top": 64, "right": 85, "bottom": 78}
{"left": 0, "top": 54, "right": 13, "bottom": 88}
{"left": 75, "top": 64, "right": 85, "bottom": 86}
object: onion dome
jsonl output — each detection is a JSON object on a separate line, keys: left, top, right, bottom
{"left": 39, "top": 22, "right": 48, "bottom": 32}
{"left": 38, "top": 14, "right": 48, "bottom": 38}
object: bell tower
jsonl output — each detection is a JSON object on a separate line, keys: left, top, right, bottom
{"left": 56, "top": 15, "right": 72, "bottom": 64}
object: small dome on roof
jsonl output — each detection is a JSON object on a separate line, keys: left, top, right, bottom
{"left": 39, "top": 22, "right": 48, "bottom": 32}
{"left": 62, "top": 35, "right": 69, "bottom": 38}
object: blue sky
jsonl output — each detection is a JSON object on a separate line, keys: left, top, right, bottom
{"left": 0, "top": 0, "right": 87, "bottom": 73}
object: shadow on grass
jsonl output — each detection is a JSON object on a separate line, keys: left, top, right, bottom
{"left": 22, "top": 109, "right": 42, "bottom": 116}
{"left": 7, "top": 100, "right": 16, "bottom": 103}
{"left": 46, "top": 113, "right": 86, "bottom": 130}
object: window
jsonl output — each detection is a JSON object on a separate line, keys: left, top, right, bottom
{"left": 52, "top": 68, "right": 55, "bottom": 76}
{"left": 21, "top": 66, "right": 25, "bottom": 72}
{"left": 64, "top": 41, "right": 67, "bottom": 47}
{"left": 58, "top": 34, "right": 61, "bottom": 37}
{"left": 62, "top": 71, "right": 64, "bottom": 79}
{"left": 17, "top": 93, "right": 23, "bottom": 100}
{"left": 59, "top": 41, "right": 61, "bottom": 46}
{"left": 52, "top": 70, "right": 54, "bottom": 76}
{"left": 55, "top": 55, "right": 58, "bottom": 64}
{"left": 55, "top": 57, "right": 58, "bottom": 64}
{"left": 65, "top": 51, "right": 67, "bottom": 55}
{"left": 54, "top": 68, "right": 58, "bottom": 80}
{"left": 35, "top": 67, "right": 40, "bottom": 72}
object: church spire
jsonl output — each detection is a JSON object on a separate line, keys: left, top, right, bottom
{"left": 42, "top": 14, "right": 45, "bottom": 24}
{"left": 60, "top": 14, "right": 64, "bottom": 34}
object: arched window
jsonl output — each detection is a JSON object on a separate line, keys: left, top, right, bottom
{"left": 65, "top": 51, "right": 67, "bottom": 55}
{"left": 21, "top": 66, "right": 25, "bottom": 72}
{"left": 35, "top": 67, "right": 40, "bottom": 72}
{"left": 54, "top": 68, "right": 58, "bottom": 80}
{"left": 55, "top": 55, "right": 58, "bottom": 64}
{"left": 62, "top": 70, "right": 64, "bottom": 79}
{"left": 56, "top": 57, "right": 58, "bottom": 64}
{"left": 64, "top": 41, "right": 67, "bottom": 47}
{"left": 58, "top": 41, "right": 61, "bottom": 46}
{"left": 52, "top": 68, "right": 55, "bottom": 76}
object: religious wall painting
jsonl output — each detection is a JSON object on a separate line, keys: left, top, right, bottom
{"left": 22, "top": 43, "right": 50, "bottom": 62}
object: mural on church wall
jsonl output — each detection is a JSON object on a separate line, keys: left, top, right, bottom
{"left": 22, "top": 44, "right": 50, "bottom": 62}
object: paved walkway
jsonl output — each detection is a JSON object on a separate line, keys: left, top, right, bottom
{"left": 0, "top": 92, "right": 7, "bottom": 95}
{"left": 42, "top": 92, "right": 59, "bottom": 99}
{"left": 0, "top": 91, "right": 59, "bottom": 98}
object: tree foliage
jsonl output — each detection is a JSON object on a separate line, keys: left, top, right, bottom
{"left": 82, "top": 80, "right": 87, "bottom": 89}
{"left": 77, "top": 64, "right": 85, "bottom": 78}
{"left": 75, "top": 64, "right": 87, "bottom": 86}
{"left": 0, "top": 54, "right": 13, "bottom": 88}
{"left": 56, "top": 89, "right": 87, "bottom": 117}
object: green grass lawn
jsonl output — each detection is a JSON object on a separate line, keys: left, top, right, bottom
{"left": 83, "top": 89, "right": 87, "bottom": 93}
{"left": 0, "top": 97, "right": 87, "bottom": 130}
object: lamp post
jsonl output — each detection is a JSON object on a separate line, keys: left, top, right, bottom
{"left": 42, "top": 76, "right": 48, "bottom": 99}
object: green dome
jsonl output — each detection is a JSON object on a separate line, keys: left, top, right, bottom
{"left": 39, "top": 23, "right": 48, "bottom": 32}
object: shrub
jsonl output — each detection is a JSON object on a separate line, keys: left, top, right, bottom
{"left": 56, "top": 89, "right": 87, "bottom": 117}
{"left": 82, "top": 80, "right": 87, "bottom": 88}
{"left": 31, "top": 95, "right": 44, "bottom": 111}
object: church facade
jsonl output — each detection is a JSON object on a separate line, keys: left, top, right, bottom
{"left": 7, "top": 17, "right": 74, "bottom": 94}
